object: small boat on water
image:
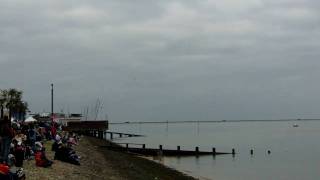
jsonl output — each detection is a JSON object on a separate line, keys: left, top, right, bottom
{"left": 293, "top": 124, "right": 299, "bottom": 127}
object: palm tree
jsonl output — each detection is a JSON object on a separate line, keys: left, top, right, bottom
{"left": 0, "top": 89, "right": 8, "bottom": 119}
{"left": 6, "top": 88, "right": 23, "bottom": 119}
{"left": 0, "top": 88, "right": 28, "bottom": 120}
{"left": 15, "top": 101, "right": 28, "bottom": 120}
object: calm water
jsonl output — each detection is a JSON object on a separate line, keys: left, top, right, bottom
{"left": 110, "top": 121, "right": 320, "bottom": 180}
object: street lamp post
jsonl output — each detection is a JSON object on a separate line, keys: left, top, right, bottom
{"left": 51, "top": 83, "right": 54, "bottom": 122}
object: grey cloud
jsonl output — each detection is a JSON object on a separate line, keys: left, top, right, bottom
{"left": 1, "top": 0, "right": 320, "bottom": 121}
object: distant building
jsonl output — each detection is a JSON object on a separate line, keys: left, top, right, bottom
{"left": 32, "top": 112, "right": 82, "bottom": 125}
{"left": 59, "top": 114, "right": 82, "bottom": 126}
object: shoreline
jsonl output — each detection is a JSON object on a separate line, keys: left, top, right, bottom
{"left": 86, "top": 136, "right": 197, "bottom": 180}
{"left": 24, "top": 136, "right": 197, "bottom": 180}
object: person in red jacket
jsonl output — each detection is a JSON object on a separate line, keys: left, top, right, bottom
{"left": 51, "top": 123, "right": 57, "bottom": 140}
{"left": 34, "top": 142, "right": 53, "bottom": 168}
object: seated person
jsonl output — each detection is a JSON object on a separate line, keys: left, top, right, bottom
{"left": 14, "top": 141, "right": 25, "bottom": 167}
{"left": 7, "top": 155, "right": 25, "bottom": 180}
{"left": 24, "top": 145, "right": 33, "bottom": 160}
{"left": 54, "top": 143, "right": 80, "bottom": 165}
{"left": 0, "top": 163, "right": 11, "bottom": 180}
{"left": 34, "top": 142, "right": 53, "bottom": 168}
{"left": 0, "top": 162, "right": 25, "bottom": 180}
{"left": 67, "top": 137, "right": 77, "bottom": 146}
{"left": 51, "top": 141, "right": 60, "bottom": 152}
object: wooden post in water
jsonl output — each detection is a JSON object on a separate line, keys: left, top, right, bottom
{"left": 177, "top": 146, "right": 181, "bottom": 151}
{"left": 126, "top": 143, "right": 129, "bottom": 150}
{"left": 142, "top": 144, "right": 146, "bottom": 149}
{"left": 119, "top": 133, "right": 122, "bottom": 138}
{"left": 110, "top": 133, "right": 113, "bottom": 140}
{"left": 158, "top": 145, "right": 163, "bottom": 157}
{"left": 195, "top": 147, "right": 199, "bottom": 154}
{"left": 212, "top": 148, "right": 216, "bottom": 155}
{"left": 232, "top": 149, "right": 235, "bottom": 155}
{"left": 250, "top": 149, "right": 254, "bottom": 155}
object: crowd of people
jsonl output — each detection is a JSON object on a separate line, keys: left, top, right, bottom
{"left": 0, "top": 116, "right": 81, "bottom": 180}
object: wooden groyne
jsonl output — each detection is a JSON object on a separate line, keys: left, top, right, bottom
{"left": 100, "top": 143, "right": 231, "bottom": 156}
{"left": 105, "top": 131, "right": 145, "bottom": 139}
{"left": 84, "top": 130, "right": 232, "bottom": 156}
{"left": 83, "top": 130, "right": 145, "bottom": 139}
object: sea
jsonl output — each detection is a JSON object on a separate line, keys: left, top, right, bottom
{"left": 109, "top": 120, "right": 320, "bottom": 180}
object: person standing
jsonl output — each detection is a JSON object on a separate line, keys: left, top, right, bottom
{"left": 51, "top": 122, "right": 57, "bottom": 139}
{"left": 0, "top": 116, "right": 14, "bottom": 163}
{"left": 27, "top": 124, "right": 37, "bottom": 151}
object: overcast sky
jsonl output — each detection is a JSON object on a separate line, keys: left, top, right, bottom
{"left": 1, "top": 0, "right": 320, "bottom": 122}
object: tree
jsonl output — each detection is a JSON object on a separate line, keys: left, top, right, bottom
{"left": 6, "top": 88, "right": 23, "bottom": 119}
{"left": 15, "top": 101, "right": 28, "bottom": 120}
{"left": 0, "top": 89, "right": 8, "bottom": 119}
{"left": 0, "top": 88, "right": 28, "bottom": 120}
